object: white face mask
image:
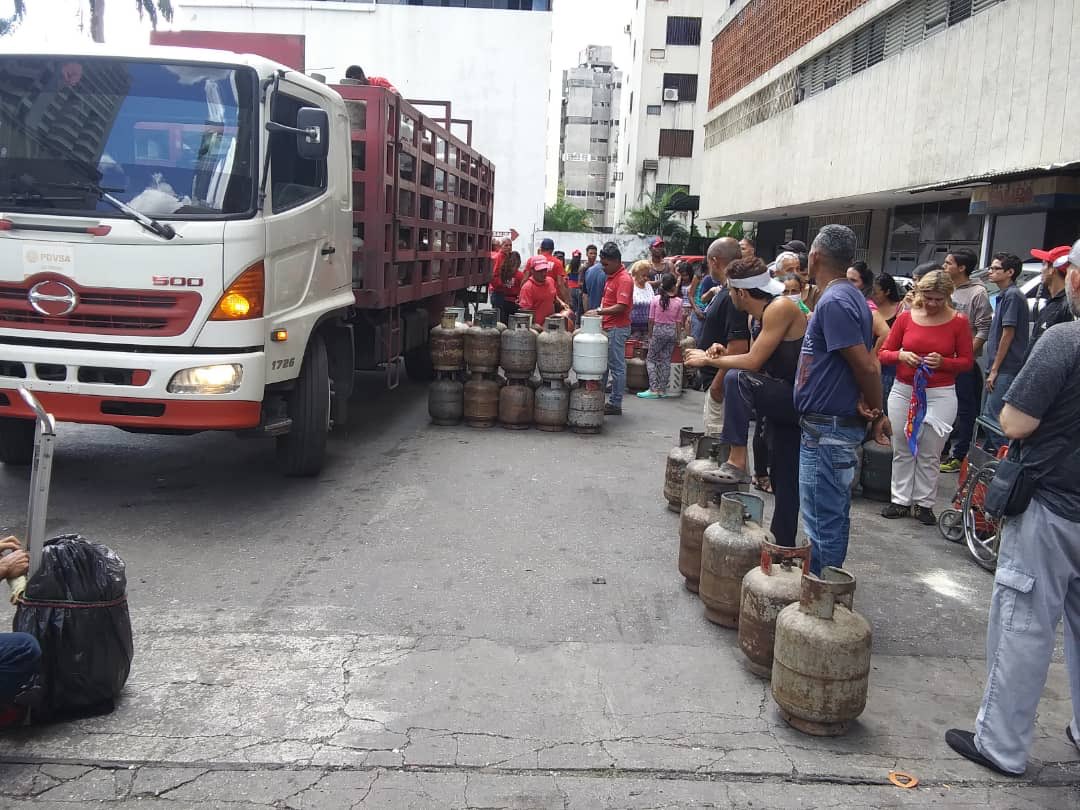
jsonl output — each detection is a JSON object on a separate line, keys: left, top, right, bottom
{"left": 786, "top": 293, "right": 802, "bottom": 303}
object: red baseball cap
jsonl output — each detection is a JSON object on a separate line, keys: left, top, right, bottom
{"left": 572, "top": 249, "right": 581, "bottom": 257}
{"left": 1031, "top": 245, "right": 1071, "bottom": 263}
{"left": 650, "top": 237, "right": 665, "bottom": 248}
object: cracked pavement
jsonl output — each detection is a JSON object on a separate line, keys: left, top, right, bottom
{"left": 0, "top": 376, "right": 1077, "bottom": 808}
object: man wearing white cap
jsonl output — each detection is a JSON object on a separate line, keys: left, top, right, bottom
{"left": 684, "top": 256, "right": 807, "bottom": 548}
{"left": 1029, "top": 244, "right": 1074, "bottom": 349}
{"left": 947, "top": 237, "right": 1080, "bottom": 776}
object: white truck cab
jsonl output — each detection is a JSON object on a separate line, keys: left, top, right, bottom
{"left": 0, "top": 44, "right": 357, "bottom": 475}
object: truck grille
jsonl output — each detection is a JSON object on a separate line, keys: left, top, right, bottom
{"left": 0, "top": 279, "right": 201, "bottom": 337}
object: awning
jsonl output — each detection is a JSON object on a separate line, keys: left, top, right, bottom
{"left": 903, "top": 160, "right": 1080, "bottom": 194}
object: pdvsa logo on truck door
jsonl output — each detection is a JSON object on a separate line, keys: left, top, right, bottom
{"left": 23, "top": 243, "right": 75, "bottom": 276}
{"left": 28, "top": 280, "right": 79, "bottom": 317}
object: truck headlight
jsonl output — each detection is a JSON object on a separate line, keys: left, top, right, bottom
{"left": 167, "top": 364, "right": 243, "bottom": 395}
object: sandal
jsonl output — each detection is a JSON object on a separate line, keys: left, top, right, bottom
{"left": 717, "top": 462, "right": 752, "bottom": 485}
{"left": 752, "top": 476, "right": 773, "bottom": 494}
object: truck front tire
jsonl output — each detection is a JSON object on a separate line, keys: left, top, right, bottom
{"left": 276, "top": 334, "right": 330, "bottom": 477}
{"left": 0, "top": 418, "right": 34, "bottom": 466}
{"left": 404, "top": 341, "right": 434, "bottom": 383}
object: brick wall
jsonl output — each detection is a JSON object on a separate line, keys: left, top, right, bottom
{"left": 708, "top": 0, "right": 868, "bottom": 109}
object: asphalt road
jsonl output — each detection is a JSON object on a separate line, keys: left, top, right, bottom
{"left": 0, "top": 375, "right": 1076, "bottom": 808}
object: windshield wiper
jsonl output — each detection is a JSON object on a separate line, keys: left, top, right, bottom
{"left": 33, "top": 180, "right": 177, "bottom": 240}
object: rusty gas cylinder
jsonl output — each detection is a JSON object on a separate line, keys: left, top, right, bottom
{"left": 680, "top": 335, "right": 697, "bottom": 353}
{"left": 536, "top": 316, "right": 574, "bottom": 380}
{"left": 772, "top": 568, "right": 872, "bottom": 736}
{"left": 664, "top": 426, "right": 703, "bottom": 513}
{"left": 568, "top": 380, "right": 604, "bottom": 434}
{"left": 499, "top": 378, "right": 534, "bottom": 429}
{"left": 534, "top": 379, "right": 569, "bottom": 431}
{"left": 739, "top": 543, "right": 812, "bottom": 677}
{"left": 680, "top": 436, "right": 729, "bottom": 516}
{"left": 700, "top": 492, "right": 772, "bottom": 627}
{"left": 465, "top": 309, "right": 501, "bottom": 372}
{"left": 463, "top": 372, "right": 499, "bottom": 428}
{"left": 678, "top": 469, "right": 742, "bottom": 594}
{"left": 430, "top": 311, "right": 465, "bottom": 371}
{"left": 428, "top": 372, "right": 464, "bottom": 425}
{"left": 626, "top": 345, "right": 648, "bottom": 392}
{"left": 501, "top": 314, "right": 537, "bottom": 379}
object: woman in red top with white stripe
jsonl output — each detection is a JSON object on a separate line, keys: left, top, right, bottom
{"left": 490, "top": 251, "right": 524, "bottom": 324}
{"left": 878, "top": 270, "right": 974, "bottom": 525}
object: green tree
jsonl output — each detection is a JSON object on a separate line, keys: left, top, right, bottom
{"left": 543, "top": 195, "right": 591, "bottom": 232}
{"left": 711, "top": 221, "right": 746, "bottom": 240}
{"left": 0, "top": 1, "right": 174, "bottom": 42}
{"left": 620, "top": 186, "right": 690, "bottom": 253}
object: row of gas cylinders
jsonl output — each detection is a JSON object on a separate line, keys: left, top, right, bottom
{"left": 665, "top": 429, "right": 873, "bottom": 737}
{"left": 428, "top": 308, "right": 609, "bottom": 432}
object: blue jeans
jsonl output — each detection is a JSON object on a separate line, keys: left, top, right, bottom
{"left": 798, "top": 417, "right": 865, "bottom": 575}
{"left": 603, "top": 326, "right": 630, "bottom": 408}
{"left": 982, "top": 370, "right": 1016, "bottom": 431}
{"left": 0, "top": 633, "right": 40, "bottom": 703}
{"left": 949, "top": 367, "right": 982, "bottom": 460}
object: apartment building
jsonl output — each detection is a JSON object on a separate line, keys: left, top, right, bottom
{"left": 559, "top": 46, "right": 623, "bottom": 232}
{"left": 698, "top": 0, "right": 1080, "bottom": 273}
{"left": 615, "top": 0, "right": 707, "bottom": 228}
{"left": 173, "top": 0, "right": 554, "bottom": 248}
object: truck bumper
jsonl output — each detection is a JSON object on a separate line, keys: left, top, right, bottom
{"left": 0, "top": 343, "right": 265, "bottom": 431}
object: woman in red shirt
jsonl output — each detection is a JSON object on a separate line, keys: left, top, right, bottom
{"left": 878, "top": 270, "right": 974, "bottom": 525}
{"left": 490, "top": 251, "right": 524, "bottom": 324}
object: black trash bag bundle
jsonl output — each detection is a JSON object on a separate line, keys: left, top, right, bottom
{"left": 13, "top": 534, "right": 133, "bottom": 722}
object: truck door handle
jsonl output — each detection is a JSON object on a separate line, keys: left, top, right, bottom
{"left": 321, "top": 244, "right": 336, "bottom": 256}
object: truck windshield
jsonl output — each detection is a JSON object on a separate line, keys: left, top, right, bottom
{"left": 0, "top": 56, "right": 258, "bottom": 218}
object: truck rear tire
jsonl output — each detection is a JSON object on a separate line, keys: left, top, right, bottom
{"left": 0, "top": 418, "right": 34, "bottom": 466}
{"left": 405, "top": 342, "right": 434, "bottom": 383}
{"left": 276, "top": 334, "right": 330, "bottom": 477}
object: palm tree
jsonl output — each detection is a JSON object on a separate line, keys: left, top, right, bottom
{"left": 543, "top": 196, "right": 591, "bottom": 233}
{"left": 89, "top": 1, "right": 174, "bottom": 43}
{"left": 0, "top": 1, "right": 25, "bottom": 37}
{"left": 620, "top": 186, "right": 690, "bottom": 253}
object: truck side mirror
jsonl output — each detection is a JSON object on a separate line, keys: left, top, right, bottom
{"left": 296, "top": 107, "right": 330, "bottom": 161}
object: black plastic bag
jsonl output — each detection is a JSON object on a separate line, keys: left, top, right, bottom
{"left": 13, "top": 534, "right": 133, "bottom": 722}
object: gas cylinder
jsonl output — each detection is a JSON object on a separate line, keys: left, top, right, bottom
{"left": 739, "top": 543, "right": 812, "bottom": 677}
{"left": 860, "top": 439, "right": 891, "bottom": 502}
{"left": 772, "top": 568, "right": 872, "bottom": 736}
{"left": 680, "top": 335, "right": 697, "bottom": 353}
{"left": 445, "top": 306, "right": 469, "bottom": 332}
{"left": 536, "top": 316, "right": 574, "bottom": 380}
{"left": 499, "top": 378, "right": 533, "bottom": 429}
{"left": 430, "top": 311, "right": 465, "bottom": 371}
{"left": 428, "top": 372, "right": 464, "bottom": 425}
{"left": 465, "top": 309, "right": 501, "bottom": 372}
{"left": 534, "top": 379, "right": 569, "bottom": 431}
{"left": 666, "top": 345, "right": 684, "bottom": 397}
{"left": 626, "top": 345, "right": 648, "bottom": 392}
{"left": 678, "top": 469, "right": 743, "bottom": 594}
{"left": 501, "top": 314, "right": 537, "bottom": 379}
{"left": 572, "top": 315, "right": 608, "bottom": 380}
{"left": 700, "top": 492, "right": 772, "bottom": 628}
{"left": 680, "top": 437, "right": 730, "bottom": 516}
{"left": 463, "top": 372, "right": 499, "bottom": 428}
{"left": 568, "top": 380, "right": 604, "bottom": 434}
{"left": 664, "top": 427, "right": 704, "bottom": 513}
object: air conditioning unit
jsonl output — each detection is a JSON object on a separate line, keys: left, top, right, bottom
{"left": 663, "top": 88, "right": 679, "bottom": 102}
{"left": 623, "top": 23, "right": 631, "bottom": 34}
{"left": 642, "top": 159, "right": 659, "bottom": 172}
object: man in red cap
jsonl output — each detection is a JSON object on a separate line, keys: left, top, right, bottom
{"left": 518, "top": 260, "right": 569, "bottom": 326}
{"left": 648, "top": 237, "right": 673, "bottom": 289}
{"left": 526, "top": 239, "right": 570, "bottom": 306}
{"left": 1030, "top": 245, "right": 1074, "bottom": 348}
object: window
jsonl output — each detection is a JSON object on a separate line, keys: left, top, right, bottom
{"left": 658, "top": 129, "right": 694, "bottom": 158}
{"left": 270, "top": 92, "right": 327, "bottom": 213}
{"left": 666, "top": 16, "right": 701, "bottom": 46}
{"left": 662, "top": 73, "right": 698, "bottom": 102}
{"left": 646, "top": 105, "right": 662, "bottom": 116}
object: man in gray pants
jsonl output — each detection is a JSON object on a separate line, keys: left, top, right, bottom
{"left": 946, "top": 238, "right": 1080, "bottom": 776}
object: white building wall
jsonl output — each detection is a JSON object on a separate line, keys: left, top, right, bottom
{"left": 175, "top": 0, "right": 553, "bottom": 249}
{"left": 700, "top": 0, "right": 1080, "bottom": 220}
{"left": 616, "top": 0, "right": 706, "bottom": 226}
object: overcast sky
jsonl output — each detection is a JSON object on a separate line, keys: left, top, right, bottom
{"left": 4, "top": 0, "right": 634, "bottom": 203}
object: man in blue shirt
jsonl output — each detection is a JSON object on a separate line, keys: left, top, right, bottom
{"left": 794, "top": 225, "right": 889, "bottom": 575}
{"left": 983, "top": 253, "right": 1030, "bottom": 431}
{"left": 582, "top": 243, "right": 605, "bottom": 312}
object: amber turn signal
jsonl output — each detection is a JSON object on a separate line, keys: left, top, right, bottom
{"left": 211, "top": 262, "right": 265, "bottom": 321}
{"left": 271, "top": 329, "right": 288, "bottom": 342}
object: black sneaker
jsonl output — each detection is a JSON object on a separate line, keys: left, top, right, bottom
{"left": 945, "top": 729, "right": 1024, "bottom": 777}
{"left": 912, "top": 505, "right": 936, "bottom": 526}
{"left": 603, "top": 403, "right": 622, "bottom": 416}
{"left": 881, "top": 503, "right": 910, "bottom": 519}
